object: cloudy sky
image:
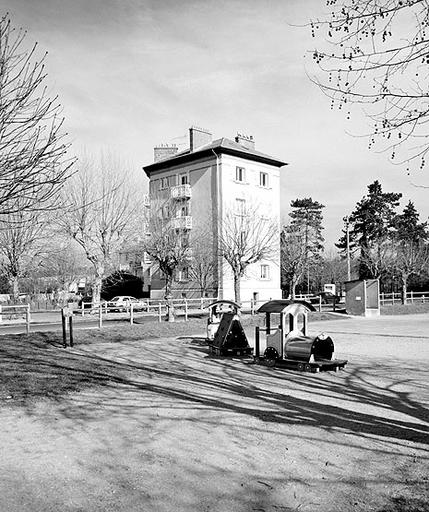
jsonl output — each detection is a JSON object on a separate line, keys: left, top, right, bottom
{"left": 2, "top": 0, "right": 428, "bottom": 248}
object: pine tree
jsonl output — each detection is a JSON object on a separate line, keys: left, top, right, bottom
{"left": 392, "top": 201, "right": 429, "bottom": 304}
{"left": 282, "top": 198, "right": 325, "bottom": 297}
{"left": 337, "top": 181, "right": 402, "bottom": 279}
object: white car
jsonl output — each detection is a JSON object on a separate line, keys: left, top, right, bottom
{"left": 107, "top": 296, "right": 146, "bottom": 312}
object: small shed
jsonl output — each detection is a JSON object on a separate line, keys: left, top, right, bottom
{"left": 345, "top": 279, "right": 380, "bottom": 317}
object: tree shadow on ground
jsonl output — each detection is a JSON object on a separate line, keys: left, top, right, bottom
{"left": 1, "top": 333, "right": 428, "bottom": 451}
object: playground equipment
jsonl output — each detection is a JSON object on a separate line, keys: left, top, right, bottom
{"left": 254, "top": 300, "right": 347, "bottom": 372}
{"left": 206, "top": 300, "right": 252, "bottom": 356}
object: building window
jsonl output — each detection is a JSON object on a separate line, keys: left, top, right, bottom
{"left": 159, "top": 177, "right": 168, "bottom": 190}
{"left": 162, "top": 204, "right": 170, "bottom": 218}
{"left": 260, "top": 264, "right": 270, "bottom": 280}
{"left": 259, "top": 172, "right": 269, "bottom": 188}
{"left": 235, "top": 166, "right": 245, "bottom": 182}
{"left": 179, "top": 173, "right": 188, "bottom": 185}
{"left": 178, "top": 267, "right": 190, "bottom": 281}
{"left": 235, "top": 198, "right": 246, "bottom": 216}
{"left": 177, "top": 204, "right": 189, "bottom": 217}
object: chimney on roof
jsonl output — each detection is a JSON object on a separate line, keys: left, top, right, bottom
{"left": 153, "top": 144, "right": 178, "bottom": 163}
{"left": 189, "top": 126, "right": 212, "bottom": 152}
{"left": 235, "top": 132, "right": 255, "bottom": 150}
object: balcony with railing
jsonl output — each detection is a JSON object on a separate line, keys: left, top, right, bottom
{"left": 171, "top": 184, "right": 192, "bottom": 200}
{"left": 170, "top": 216, "right": 192, "bottom": 230}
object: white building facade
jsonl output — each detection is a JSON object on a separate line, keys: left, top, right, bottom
{"left": 143, "top": 126, "right": 287, "bottom": 303}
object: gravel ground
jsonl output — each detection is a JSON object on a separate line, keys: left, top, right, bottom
{"left": 0, "top": 314, "right": 428, "bottom": 512}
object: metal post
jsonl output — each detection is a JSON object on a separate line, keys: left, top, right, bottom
{"left": 255, "top": 326, "right": 260, "bottom": 358}
{"left": 319, "top": 295, "right": 322, "bottom": 313}
{"left": 158, "top": 303, "right": 162, "bottom": 322}
{"left": 98, "top": 304, "right": 103, "bottom": 329}
{"left": 81, "top": 302, "right": 84, "bottom": 317}
{"left": 69, "top": 315, "right": 74, "bottom": 347}
{"left": 62, "top": 309, "right": 67, "bottom": 348}
{"left": 26, "top": 305, "right": 31, "bottom": 334}
{"left": 130, "top": 303, "right": 134, "bottom": 325}
{"left": 184, "top": 299, "right": 188, "bottom": 321}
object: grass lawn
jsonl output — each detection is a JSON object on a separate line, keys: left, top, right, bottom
{"left": 0, "top": 311, "right": 343, "bottom": 406}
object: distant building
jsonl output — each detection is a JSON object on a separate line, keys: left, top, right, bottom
{"left": 142, "top": 126, "right": 287, "bottom": 302}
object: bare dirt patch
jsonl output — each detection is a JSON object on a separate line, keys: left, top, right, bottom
{"left": 0, "top": 316, "right": 428, "bottom": 512}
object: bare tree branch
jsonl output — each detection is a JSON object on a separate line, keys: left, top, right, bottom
{"left": 308, "top": 0, "right": 429, "bottom": 176}
{"left": 58, "top": 152, "right": 141, "bottom": 303}
{"left": 0, "top": 14, "right": 75, "bottom": 214}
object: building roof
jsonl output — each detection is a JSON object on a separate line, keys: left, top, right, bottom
{"left": 143, "top": 137, "right": 288, "bottom": 176}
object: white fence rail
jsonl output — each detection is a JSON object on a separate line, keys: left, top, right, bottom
{"left": 379, "top": 291, "right": 429, "bottom": 305}
{"left": 0, "top": 304, "right": 31, "bottom": 332}
{"left": 79, "top": 297, "right": 219, "bottom": 325}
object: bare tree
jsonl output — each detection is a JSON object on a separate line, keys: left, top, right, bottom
{"left": 309, "top": 1, "right": 429, "bottom": 176}
{"left": 280, "top": 225, "right": 307, "bottom": 299}
{"left": 189, "top": 231, "right": 217, "bottom": 298}
{"left": 0, "top": 14, "right": 74, "bottom": 215}
{"left": 59, "top": 153, "right": 140, "bottom": 304}
{"left": 0, "top": 209, "right": 48, "bottom": 300}
{"left": 219, "top": 203, "right": 278, "bottom": 304}
{"left": 394, "top": 240, "right": 429, "bottom": 304}
{"left": 39, "top": 240, "right": 89, "bottom": 295}
{"left": 321, "top": 251, "right": 351, "bottom": 291}
{"left": 358, "top": 239, "right": 396, "bottom": 281}
{"left": 142, "top": 195, "right": 192, "bottom": 321}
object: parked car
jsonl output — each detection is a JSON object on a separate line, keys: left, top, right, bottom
{"left": 106, "top": 296, "right": 146, "bottom": 312}
{"left": 309, "top": 292, "right": 342, "bottom": 305}
{"left": 317, "top": 292, "right": 343, "bottom": 304}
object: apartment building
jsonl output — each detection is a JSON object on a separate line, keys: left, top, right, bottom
{"left": 143, "top": 126, "right": 287, "bottom": 302}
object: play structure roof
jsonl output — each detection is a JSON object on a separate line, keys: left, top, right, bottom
{"left": 257, "top": 300, "right": 316, "bottom": 314}
{"left": 206, "top": 300, "right": 241, "bottom": 310}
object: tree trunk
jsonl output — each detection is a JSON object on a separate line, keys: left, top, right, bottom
{"left": 289, "top": 279, "right": 297, "bottom": 300}
{"left": 233, "top": 273, "right": 241, "bottom": 304}
{"left": 10, "top": 275, "right": 19, "bottom": 302}
{"left": 401, "top": 275, "right": 408, "bottom": 305}
{"left": 165, "top": 274, "right": 175, "bottom": 322}
{"left": 92, "top": 265, "right": 104, "bottom": 305}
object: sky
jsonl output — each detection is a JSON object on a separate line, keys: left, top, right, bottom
{"left": 2, "top": 0, "right": 428, "bottom": 249}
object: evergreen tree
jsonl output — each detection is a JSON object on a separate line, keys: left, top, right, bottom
{"left": 337, "top": 181, "right": 402, "bottom": 279}
{"left": 392, "top": 201, "right": 429, "bottom": 304}
{"left": 282, "top": 198, "right": 325, "bottom": 297}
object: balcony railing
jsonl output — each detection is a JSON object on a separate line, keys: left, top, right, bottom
{"left": 170, "top": 216, "right": 192, "bottom": 230}
{"left": 171, "top": 184, "right": 192, "bottom": 200}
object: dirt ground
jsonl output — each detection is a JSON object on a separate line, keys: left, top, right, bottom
{"left": 0, "top": 314, "right": 428, "bottom": 512}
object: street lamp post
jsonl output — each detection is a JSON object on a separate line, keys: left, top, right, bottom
{"left": 343, "top": 216, "right": 351, "bottom": 281}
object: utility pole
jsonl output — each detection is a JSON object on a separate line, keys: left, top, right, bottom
{"left": 343, "top": 215, "right": 351, "bottom": 281}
